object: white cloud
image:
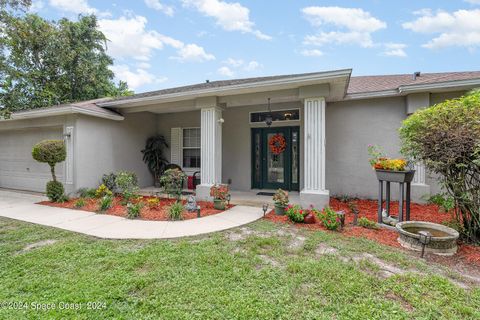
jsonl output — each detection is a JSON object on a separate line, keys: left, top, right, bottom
{"left": 302, "top": 6, "right": 386, "bottom": 48}
{"left": 49, "top": 0, "right": 108, "bottom": 16}
{"left": 217, "top": 66, "right": 234, "bottom": 77}
{"left": 181, "top": 0, "right": 271, "bottom": 40}
{"left": 29, "top": 0, "right": 44, "bottom": 12}
{"left": 99, "top": 15, "right": 214, "bottom": 63}
{"left": 223, "top": 58, "right": 244, "bottom": 67}
{"left": 244, "top": 60, "right": 261, "bottom": 72}
{"left": 403, "top": 9, "right": 480, "bottom": 49}
{"left": 144, "top": 0, "right": 174, "bottom": 16}
{"left": 382, "top": 43, "right": 407, "bottom": 57}
{"left": 110, "top": 65, "right": 167, "bottom": 90}
{"left": 300, "top": 49, "right": 323, "bottom": 57}
{"left": 171, "top": 43, "right": 216, "bottom": 62}
{"left": 465, "top": 0, "right": 480, "bottom": 4}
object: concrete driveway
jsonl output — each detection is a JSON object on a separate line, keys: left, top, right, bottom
{"left": 0, "top": 189, "right": 264, "bottom": 239}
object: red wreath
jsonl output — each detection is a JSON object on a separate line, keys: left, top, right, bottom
{"left": 269, "top": 134, "right": 287, "bottom": 155}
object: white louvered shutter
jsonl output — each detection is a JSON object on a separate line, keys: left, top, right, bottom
{"left": 170, "top": 127, "right": 183, "bottom": 167}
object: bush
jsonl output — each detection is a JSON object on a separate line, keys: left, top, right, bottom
{"left": 116, "top": 171, "right": 139, "bottom": 202}
{"left": 146, "top": 197, "right": 160, "bottom": 209}
{"left": 285, "top": 204, "right": 306, "bottom": 223}
{"left": 317, "top": 207, "right": 341, "bottom": 231}
{"left": 98, "top": 195, "right": 113, "bottom": 212}
{"left": 400, "top": 90, "right": 480, "bottom": 243}
{"left": 102, "top": 172, "right": 117, "bottom": 192}
{"left": 358, "top": 217, "right": 378, "bottom": 230}
{"left": 78, "top": 188, "right": 96, "bottom": 199}
{"left": 74, "top": 198, "right": 86, "bottom": 208}
{"left": 210, "top": 184, "right": 230, "bottom": 201}
{"left": 46, "top": 180, "right": 65, "bottom": 202}
{"left": 167, "top": 201, "right": 184, "bottom": 220}
{"left": 32, "top": 140, "right": 66, "bottom": 182}
{"left": 127, "top": 202, "right": 143, "bottom": 219}
{"left": 160, "top": 169, "right": 186, "bottom": 200}
{"left": 426, "top": 193, "right": 455, "bottom": 213}
{"left": 95, "top": 184, "right": 112, "bottom": 198}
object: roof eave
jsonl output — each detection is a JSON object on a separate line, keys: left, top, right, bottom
{"left": 2, "top": 106, "right": 124, "bottom": 122}
{"left": 98, "top": 69, "right": 353, "bottom": 108}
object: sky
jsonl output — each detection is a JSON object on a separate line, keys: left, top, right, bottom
{"left": 30, "top": 0, "right": 480, "bottom": 93}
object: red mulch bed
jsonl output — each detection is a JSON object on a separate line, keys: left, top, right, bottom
{"left": 39, "top": 196, "right": 233, "bottom": 221}
{"left": 265, "top": 198, "right": 480, "bottom": 267}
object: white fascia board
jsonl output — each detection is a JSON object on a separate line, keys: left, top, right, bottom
{"left": 399, "top": 78, "right": 480, "bottom": 93}
{"left": 98, "top": 69, "right": 353, "bottom": 108}
{"left": 343, "top": 89, "right": 400, "bottom": 100}
{"left": 3, "top": 106, "right": 124, "bottom": 122}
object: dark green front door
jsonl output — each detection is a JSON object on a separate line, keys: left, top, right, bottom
{"left": 251, "top": 126, "right": 300, "bottom": 191}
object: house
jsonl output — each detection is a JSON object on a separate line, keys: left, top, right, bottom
{"left": 1, "top": 69, "right": 479, "bottom": 209}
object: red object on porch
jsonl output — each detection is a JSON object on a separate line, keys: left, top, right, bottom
{"left": 188, "top": 176, "right": 195, "bottom": 190}
{"left": 188, "top": 171, "right": 201, "bottom": 190}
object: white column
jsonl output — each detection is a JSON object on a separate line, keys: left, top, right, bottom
{"left": 300, "top": 97, "right": 329, "bottom": 209}
{"left": 411, "top": 161, "right": 431, "bottom": 203}
{"left": 196, "top": 107, "right": 222, "bottom": 200}
{"left": 413, "top": 162, "right": 426, "bottom": 185}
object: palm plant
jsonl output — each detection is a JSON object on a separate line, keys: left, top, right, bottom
{"left": 141, "top": 135, "right": 169, "bottom": 186}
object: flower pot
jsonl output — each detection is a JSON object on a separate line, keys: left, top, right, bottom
{"left": 213, "top": 199, "right": 226, "bottom": 210}
{"left": 375, "top": 169, "right": 415, "bottom": 183}
{"left": 303, "top": 212, "right": 316, "bottom": 224}
{"left": 274, "top": 205, "right": 286, "bottom": 215}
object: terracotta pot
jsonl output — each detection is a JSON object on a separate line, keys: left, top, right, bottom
{"left": 303, "top": 212, "right": 316, "bottom": 224}
{"left": 274, "top": 205, "right": 286, "bottom": 215}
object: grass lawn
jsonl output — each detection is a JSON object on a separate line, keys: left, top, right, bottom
{"left": 0, "top": 217, "right": 479, "bottom": 320}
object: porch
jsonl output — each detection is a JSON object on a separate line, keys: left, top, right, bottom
{"left": 140, "top": 187, "right": 301, "bottom": 207}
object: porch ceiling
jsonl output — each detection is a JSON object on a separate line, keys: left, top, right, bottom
{"left": 101, "top": 69, "right": 351, "bottom": 114}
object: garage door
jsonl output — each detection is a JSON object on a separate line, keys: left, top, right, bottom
{"left": 0, "top": 127, "right": 64, "bottom": 192}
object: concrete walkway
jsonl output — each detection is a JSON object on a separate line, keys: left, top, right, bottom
{"left": 0, "top": 189, "right": 264, "bottom": 239}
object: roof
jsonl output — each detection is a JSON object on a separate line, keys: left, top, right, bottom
{"left": 5, "top": 98, "right": 123, "bottom": 121}
{"left": 347, "top": 71, "right": 480, "bottom": 95}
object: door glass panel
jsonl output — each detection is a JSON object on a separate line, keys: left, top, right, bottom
{"left": 292, "top": 131, "right": 298, "bottom": 184}
{"left": 254, "top": 132, "right": 261, "bottom": 185}
{"left": 267, "top": 133, "right": 285, "bottom": 184}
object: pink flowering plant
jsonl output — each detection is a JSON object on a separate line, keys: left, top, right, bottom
{"left": 316, "top": 206, "right": 341, "bottom": 231}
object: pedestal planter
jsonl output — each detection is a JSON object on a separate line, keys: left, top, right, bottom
{"left": 376, "top": 170, "right": 415, "bottom": 224}
{"left": 213, "top": 199, "right": 226, "bottom": 210}
{"left": 274, "top": 205, "right": 286, "bottom": 215}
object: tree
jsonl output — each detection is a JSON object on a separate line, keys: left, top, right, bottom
{"left": 400, "top": 90, "right": 480, "bottom": 243}
{"left": 141, "top": 135, "right": 169, "bottom": 186}
{"left": 0, "top": 14, "right": 132, "bottom": 117}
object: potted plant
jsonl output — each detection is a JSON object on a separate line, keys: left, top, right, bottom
{"left": 272, "top": 189, "right": 289, "bottom": 215}
{"left": 160, "top": 169, "right": 187, "bottom": 200}
{"left": 210, "top": 184, "right": 230, "bottom": 210}
{"left": 367, "top": 145, "right": 415, "bottom": 183}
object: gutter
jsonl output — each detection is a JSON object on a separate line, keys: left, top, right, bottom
{"left": 98, "top": 69, "right": 353, "bottom": 107}
{"left": 3, "top": 105, "right": 124, "bottom": 121}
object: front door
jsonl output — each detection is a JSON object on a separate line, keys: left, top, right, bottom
{"left": 251, "top": 126, "right": 300, "bottom": 191}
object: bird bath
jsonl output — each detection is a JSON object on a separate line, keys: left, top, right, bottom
{"left": 396, "top": 221, "right": 459, "bottom": 256}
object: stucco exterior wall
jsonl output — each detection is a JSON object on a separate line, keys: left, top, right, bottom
{"left": 74, "top": 112, "right": 157, "bottom": 190}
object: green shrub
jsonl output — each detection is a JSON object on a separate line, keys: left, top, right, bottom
{"left": 317, "top": 207, "right": 341, "bottom": 231}
{"left": 102, "top": 172, "right": 117, "bottom": 192}
{"left": 74, "top": 198, "right": 86, "bottom": 208}
{"left": 160, "top": 169, "right": 186, "bottom": 200}
{"left": 427, "top": 193, "right": 455, "bottom": 213}
{"left": 78, "top": 188, "right": 96, "bottom": 199}
{"left": 95, "top": 184, "right": 112, "bottom": 198}
{"left": 141, "top": 135, "right": 169, "bottom": 186}
{"left": 116, "top": 171, "right": 139, "bottom": 202}
{"left": 400, "top": 90, "right": 480, "bottom": 243}
{"left": 46, "top": 180, "right": 65, "bottom": 202}
{"left": 32, "top": 140, "right": 66, "bottom": 182}
{"left": 285, "top": 204, "right": 305, "bottom": 223}
{"left": 127, "top": 202, "right": 143, "bottom": 219}
{"left": 358, "top": 217, "right": 378, "bottom": 229}
{"left": 167, "top": 201, "right": 184, "bottom": 220}
{"left": 98, "top": 195, "right": 113, "bottom": 212}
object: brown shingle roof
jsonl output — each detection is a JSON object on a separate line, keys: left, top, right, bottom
{"left": 347, "top": 71, "right": 480, "bottom": 94}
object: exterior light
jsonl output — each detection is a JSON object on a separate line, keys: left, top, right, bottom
{"left": 226, "top": 194, "right": 231, "bottom": 206}
{"left": 196, "top": 205, "right": 201, "bottom": 218}
{"left": 265, "top": 98, "right": 273, "bottom": 127}
{"left": 418, "top": 230, "right": 432, "bottom": 258}
{"left": 262, "top": 204, "right": 269, "bottom": 216}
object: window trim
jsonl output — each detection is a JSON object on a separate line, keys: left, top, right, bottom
{"left": 248, "top": 108, "right": 301, "bottom": 125}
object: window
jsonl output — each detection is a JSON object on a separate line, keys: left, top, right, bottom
{"left": 182, "top": 128, "right": 200, "bottom": 168}
{"left": 250, "top": 109, "right": 300, "bottom": 123}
